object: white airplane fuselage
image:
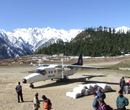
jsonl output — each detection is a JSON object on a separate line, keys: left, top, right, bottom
{"left": 22, "top": 54, "right": 108, "bottom": 88}
{"left": 23, "top": 65, "right": 81, "bottom": 84}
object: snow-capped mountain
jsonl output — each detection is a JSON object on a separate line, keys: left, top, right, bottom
{"left": 0, "top": 27, "right": 82, "bottom": 59}
{"left": 0, "top": 29, "right": 33, "bottom": 59}
{"left": 115, "top": 26, "right": 130, "bottom": 33}
{"left": 6, "top": 27, "right": 82, "bottom": 51}
{"left": 0, "top": 26, "right": 130, "bottom": 59}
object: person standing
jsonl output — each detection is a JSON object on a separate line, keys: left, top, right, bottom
{"left": 96, "top": 87, "right": 106, "bottom": 99}
{"left": 119, "top": 77, "right": 125, "bottom": 93}
{"left": 92, "top": 92, "right": 99, "bottom": 110}
{"left": 33, "top": 93, "right": 40, "bottom": 110}
{"left": 15, "top": 82, "right": 24, "bottom": 103}
{"left": 116, "top": 90, "right": 129, "bottom": 110}
{"left": 42, "top": 95, "right": 52, "bottom": 110}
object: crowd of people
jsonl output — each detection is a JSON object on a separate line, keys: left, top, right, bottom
{"left": 92, "top": 77, "right": 129, "bottom": 110}
{"left": 33, "top": 93, "right": 52, "bottom": 110}
{"left": 15, "top": 76, "right": 129, "bottom": 110}
{"left": 15, "top": 82, "right": 52, "bottom": 110}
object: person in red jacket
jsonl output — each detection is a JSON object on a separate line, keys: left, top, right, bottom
{"left": 42, "top": 95, "right": 52, "bottom": 110}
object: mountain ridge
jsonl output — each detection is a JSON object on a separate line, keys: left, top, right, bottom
{"left": 0, "top": 26, "right": 130, "bottom": 59}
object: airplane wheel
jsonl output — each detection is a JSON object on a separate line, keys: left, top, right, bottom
{"left": 64, "top": 76, "right": 68, "bottom": 82}
{"left": 30, "top": 84, "right": 34, "bottom": 88}
{"left": 64, "top": 76, "right": 67, "bottom": 80}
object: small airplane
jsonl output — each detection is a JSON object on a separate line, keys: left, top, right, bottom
{"left": 22, "top": 54, "right": 108, "bottom": 88}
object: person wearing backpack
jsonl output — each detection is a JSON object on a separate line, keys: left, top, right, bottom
{"left": 116, "top": 90, "right": 129, "bottom": 110}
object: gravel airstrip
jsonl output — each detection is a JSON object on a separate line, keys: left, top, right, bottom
{"left": 0, "top": 56, "right": 130, "bottom": 110}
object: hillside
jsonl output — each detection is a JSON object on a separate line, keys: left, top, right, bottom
{"left": 1, "top": 26, "right": 130, "bottom": 59}
{"left": 36, "top": 26, "right": 130, "bottom": 57}
{"left": 0, "top": 27, "right": 82, "bottom": 59}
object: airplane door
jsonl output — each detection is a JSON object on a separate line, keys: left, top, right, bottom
{"left": 54, "top": 69, "right": 62, "bottom": 78}
{"left": 58, "top": 70, "right": 62, "bottom": 74}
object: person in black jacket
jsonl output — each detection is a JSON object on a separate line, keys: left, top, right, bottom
{"left": 15, "top": 82, "right": 24, "bottom": 103}
{"left": 119, "top": 77, "right": 125, "bottom": 93}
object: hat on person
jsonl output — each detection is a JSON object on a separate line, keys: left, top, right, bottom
{"left": 97, "top": 97, "right": 104, "bottom": 102}
{"left": 122, "top": 77, "right": 124, "bottom": 79}
{"left": 42, "top": 95, "right": 47, "bottom": 99}
{"left": 98, "top": 87, "right": 101, "bottom": 91}
{"left": 35, "top": 92, "right": 38, "bottom": 96}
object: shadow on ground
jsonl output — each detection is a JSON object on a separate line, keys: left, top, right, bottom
{"left": 22, "top": 100, "right": 33, "bottom": 103}
{"left": 33, "top": 74, "right": 119, "bottom": 89}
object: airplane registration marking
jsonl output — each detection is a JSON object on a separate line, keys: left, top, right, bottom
{"left": 48, "top": 75, "right": 55, "bottom": 78}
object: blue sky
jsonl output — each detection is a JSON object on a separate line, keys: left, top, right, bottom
{"left": 0, "top": 0, "right": 130, "bottom": 32}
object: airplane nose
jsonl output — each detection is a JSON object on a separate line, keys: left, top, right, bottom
{"left": 22, "top": 78, "right": 27, "bottom": 83}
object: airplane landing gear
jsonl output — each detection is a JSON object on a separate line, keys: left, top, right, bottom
{"left": 64, "top": 76, "right": 67, "bottom": 80}
{"left": 30, "top": 83, "right": 34, "bottom": 88}
{"left": 64, "top": 76, "right": 69, "bottom": 82}
{"left": 56, "top": 75, "right": 69, "bottom": 82}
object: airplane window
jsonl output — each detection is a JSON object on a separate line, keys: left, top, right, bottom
{"left": 34, "top": 69, "right": 46, "bottom": 75}
{"left": 51, "top": 71, "right": 53, "bottom": 73}
{"left": 34, "top": 69, "right": 42, "bottom": 73}
{"left": 41, "top": 70, "right": 46, "bottom": 75}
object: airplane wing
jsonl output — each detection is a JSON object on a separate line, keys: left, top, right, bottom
{"left": 64, "top": 65, "right": 109, "bottom": 69}
{"left": 54, "top": 64, "right": 108, "bottom": 69}
{"left": 29, "top": 63, "right": 49, "bottom": 67}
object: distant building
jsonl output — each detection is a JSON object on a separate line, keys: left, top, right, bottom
{"left": 52, "top": 54, "right": 58, "bottom": 57}
{"left": 59, "top": 53, "right": 64, "bottom": 57}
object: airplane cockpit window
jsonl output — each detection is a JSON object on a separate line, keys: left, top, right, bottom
{"left": 41, "top": 70, "right": 46, "bottom": 75}
{"left": 34, "top": 69, "right": 42, "bottom": 73}
{"left": 34, "top": 69, "right": 46, "bottom": 75}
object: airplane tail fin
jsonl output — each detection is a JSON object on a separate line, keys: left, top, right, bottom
{"left": 72, "top": 54, "right": 83, "bottom": 65}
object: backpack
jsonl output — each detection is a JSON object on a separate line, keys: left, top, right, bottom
{"left": 106, "top": 104, "right": 113, "bottom": 110}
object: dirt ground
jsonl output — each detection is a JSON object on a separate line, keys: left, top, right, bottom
{"left": 0, "top": 60, "right": 130, "bottom": 110}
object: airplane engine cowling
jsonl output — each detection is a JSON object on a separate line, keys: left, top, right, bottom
{"left": 22, "top": 78, "right": 27, "bottom": 83}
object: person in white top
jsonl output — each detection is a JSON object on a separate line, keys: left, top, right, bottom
{"left": 33, "top": 92, "right": 40, "bottom": 110}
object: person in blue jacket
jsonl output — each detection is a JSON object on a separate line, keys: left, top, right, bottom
{"left": 96, "top": 87, "right": 106, "bottom": 99}
{"left": 92, "top": 92, "right": 99, "bottom": 110}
